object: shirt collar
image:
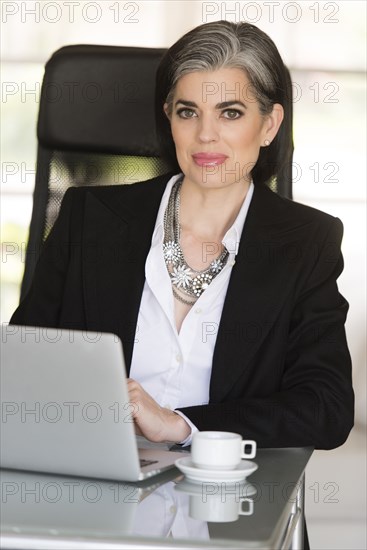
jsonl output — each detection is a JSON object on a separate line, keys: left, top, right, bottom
{"left": 152, "top": 173, "right": 254, "bottom": 256}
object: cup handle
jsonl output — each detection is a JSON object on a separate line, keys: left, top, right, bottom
{"left": 241, "top": 440, "right": 257, "bottom": 459}
{"left": 239, "top": 497, "right": 254, "bottom": 516}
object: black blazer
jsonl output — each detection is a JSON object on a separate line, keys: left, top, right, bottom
{"left": 11, "top": 173, "right": 354, "bottom": 449}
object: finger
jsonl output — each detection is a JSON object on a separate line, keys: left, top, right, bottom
{"left": 126, "top": 378, "right": 138, "bottom": 388}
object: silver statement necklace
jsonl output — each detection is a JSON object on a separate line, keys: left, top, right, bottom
{"left": 163, "top": 177, "right": 229, "bottom": 305}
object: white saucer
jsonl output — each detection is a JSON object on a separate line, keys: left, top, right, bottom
{"left": 175, "top": 456, "right": 258, "bottom": 484}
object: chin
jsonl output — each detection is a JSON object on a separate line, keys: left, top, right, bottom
{"left": 201, "top": 170, "right": 249, "bottom": 189}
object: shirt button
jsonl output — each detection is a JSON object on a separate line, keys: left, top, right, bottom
{"left": 169, "top": 505, "right": 177, "bottom": 515}
{"left": 175, "top": 354, "right": 181, "bottom": 362}
{"left": 164, "top": 403, "right": 172, "bottom": 410}
{"left": 195, "top": 308, "right": 202, "bottom": 314}
{"left": 230, "top": 260, "right": 236, "bottom": 266}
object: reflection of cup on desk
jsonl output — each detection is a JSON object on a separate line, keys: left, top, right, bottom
{"left": 174, "top": 479, "right": 256, "bottom": 523}
{"left": 191, "top": 431, "right": 256, "bottom": 470}
{"left": 189, "top": 494, "right": 254, "bottom": 523}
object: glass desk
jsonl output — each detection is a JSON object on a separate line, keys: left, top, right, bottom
{"left": 1, "top": 447, "right": 312, "bottom": 550}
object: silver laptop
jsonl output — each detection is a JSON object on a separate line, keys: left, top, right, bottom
{"left": 0, "top": 325, "right": 187, "bottom": 481}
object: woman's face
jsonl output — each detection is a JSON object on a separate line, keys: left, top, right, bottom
{"left": 164, "top": 67, "right": 283, "bottom": 190}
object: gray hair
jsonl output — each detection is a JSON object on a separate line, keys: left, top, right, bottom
{"left": 165, "top": 21, "right": 282, "bottom": 116}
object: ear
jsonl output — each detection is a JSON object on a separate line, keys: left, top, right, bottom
{"left": 261, "top": 103, "right": 284, "bottom": 146}
{"left": 163, "top": 102, "right": 171, "bottom": 121}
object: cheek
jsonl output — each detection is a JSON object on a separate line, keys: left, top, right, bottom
{"left": 170, "top": 123, "right": 180, "bottom": 145}
{"left": 171, "top": 125, "right": 190, "bottom": 153}
{"left": 234, "top": 128, "right": 263, "bottom": 153}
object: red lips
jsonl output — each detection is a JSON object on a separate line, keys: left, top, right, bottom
{"left": 192, "top": 153, "right": 228, "bottom": 166}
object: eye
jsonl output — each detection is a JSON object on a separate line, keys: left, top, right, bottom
{"left": 176, "top": 108, "right": 197, "bottom": 119}
{"left": 222, "top": 109, "right": 243, "bottom": 120}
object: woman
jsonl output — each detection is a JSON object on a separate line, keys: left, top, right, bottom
{"left": 10, "top": 21, "right": 354, "bottom": 450}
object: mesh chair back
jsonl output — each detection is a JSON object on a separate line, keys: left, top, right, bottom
{"left": 21, "top": 45, "right": 171, "bottom": 300}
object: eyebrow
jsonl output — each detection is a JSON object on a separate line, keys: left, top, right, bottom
{"left": 174, "top": 99, "right": 247, "bottom": 109}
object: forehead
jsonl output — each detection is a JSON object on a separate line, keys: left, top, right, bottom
{"left": 173, "top": 67, "right": 253, "bottom": 103}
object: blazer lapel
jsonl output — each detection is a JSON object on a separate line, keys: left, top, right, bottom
{"left": 210, "top": 184, "right": 310, "bottom": 402}
{"left": 82, "top": 175, "right": 170, "bottom": 371}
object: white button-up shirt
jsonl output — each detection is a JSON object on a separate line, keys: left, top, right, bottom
{"left": 130, "top": 173, "right": 254, "bottom": 444}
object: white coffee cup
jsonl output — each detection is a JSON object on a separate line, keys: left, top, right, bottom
{"left": 191, "top": 431, "right": 256, "bottom": 470}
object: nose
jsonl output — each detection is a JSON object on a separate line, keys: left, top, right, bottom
{"left": 197, "top": 114, "right": 219, "bottom": 143}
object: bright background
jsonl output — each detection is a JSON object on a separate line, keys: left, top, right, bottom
{"left": 1, "top": 1, "right": 366, "bottom": 548}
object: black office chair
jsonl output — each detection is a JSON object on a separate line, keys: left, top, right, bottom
{"left": 20, "top": 44, "right": 174, "bottom": 301}
{"left": 20, "top": 44, "right": 293, "bottom": 301}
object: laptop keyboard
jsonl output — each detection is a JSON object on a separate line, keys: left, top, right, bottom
{"left": 140, "top": 458, "right": 159, "bottom": 468}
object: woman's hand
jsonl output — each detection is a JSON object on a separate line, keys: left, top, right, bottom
{"left": 126, "top": 378, "right": 191, "bottom": 443}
